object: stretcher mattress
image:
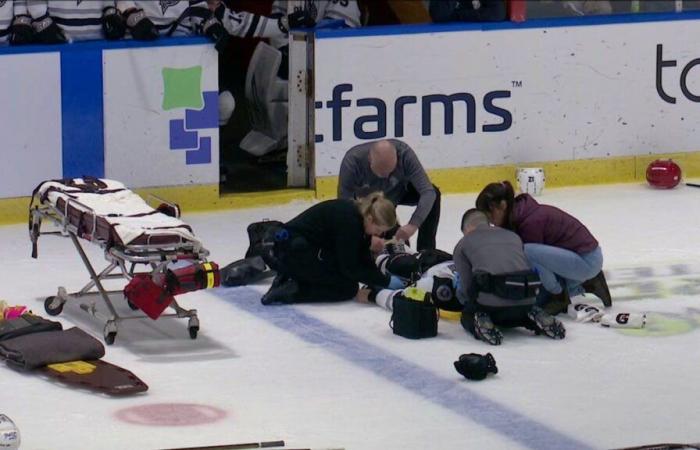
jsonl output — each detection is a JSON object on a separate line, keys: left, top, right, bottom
{"left": 35, "top": 178, "right": 197, "bottom": 247}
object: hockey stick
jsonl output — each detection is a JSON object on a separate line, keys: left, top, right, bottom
{"left": 160, "top": 440, "right": 285, "bottom": 450}
{"left": 611, "top": 443, "right": 700, "bottom": 450}
{"left": 686, "top": 182, "right": 700, "bottom": 188}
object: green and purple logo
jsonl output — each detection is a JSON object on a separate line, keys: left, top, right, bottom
{"left": 163, "top": 66, "right": 217, "bottom": 165}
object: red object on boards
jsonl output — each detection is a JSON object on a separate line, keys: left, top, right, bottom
{"left": 646, "top": 159, "right": 681, "bottom": 189}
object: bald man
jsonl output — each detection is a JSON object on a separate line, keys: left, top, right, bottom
{"left": 338, "top": 139, "right": 440, "bottom": 251}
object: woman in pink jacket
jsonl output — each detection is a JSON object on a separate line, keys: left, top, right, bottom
{"left": 475, "top": 181, "right": 611, "bottom": 314}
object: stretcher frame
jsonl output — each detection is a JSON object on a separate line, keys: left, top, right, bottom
{"left": 29, "top": 188, "right": 209, "bottom": 345}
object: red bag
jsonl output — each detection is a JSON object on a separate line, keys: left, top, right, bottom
{"left": 124, "top": 273, "right": 175, "bottom": 320}
{"left": 165, "top": 262, "right": 220, "bottom": 296}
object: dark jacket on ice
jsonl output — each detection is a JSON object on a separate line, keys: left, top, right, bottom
{"left": 512, "top": 194, "right": 598, "bottom": 255}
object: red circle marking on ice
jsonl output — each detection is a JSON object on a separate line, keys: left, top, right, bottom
{"left": 114, "top": 403, "right": 227, "bottom": 426}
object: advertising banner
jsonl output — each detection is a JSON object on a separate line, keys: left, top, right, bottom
{"left": 103, "top": 44, "right": 219, "bottom": 188}
{"left": 314, "top": 19, "right": 700, "bottom": 176}
{"left": 0, "top": 53, "right": 62, "bottom": 198}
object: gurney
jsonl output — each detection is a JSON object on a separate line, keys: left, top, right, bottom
{"left": 28, "top": 177, "right": 218, "bottom": 345}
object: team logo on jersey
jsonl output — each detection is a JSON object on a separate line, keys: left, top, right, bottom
{"left": 160, "top": 0, "right": 180, "bottom": 14}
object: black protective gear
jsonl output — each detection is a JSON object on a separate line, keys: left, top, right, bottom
{"left": 454, "top": 353, "right": 498, "bottom": 381}
{"left": 124, "top": 8, "right": 158, "bottom": 41}
{"left": 32, "top": 15, "right": 67, "bottom": 44}
{"left": 9, "top": 14, "right": 33, "bottom": 45}
{"left": 102, "top": 6, "right": 126, "bottom": 40}
{"left": 277, "top": 9, "right": 315, "bottom": 33}
{"left": 203, "top": 15, "right": 228, "bottom": 52}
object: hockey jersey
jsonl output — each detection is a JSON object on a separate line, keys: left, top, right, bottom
{"left": 0, "top": 0, "right": 28, "bottom": 44}
{"left": 118, "top": 0, "right": 209, "bottom": 37}
{"left": 219, "top": 5, "right": 285, "bottom": 40}
{"left": 26, "top": 0, "right": 115, "bottom": 41}
{"left": 374, "top": 261, "right": 461, "bottom": 313}
{"left": 269, "top": 0, "right": 360, "bottom": 47}
{"left": 271, "top": 0, "right": 361, "bottom": 27}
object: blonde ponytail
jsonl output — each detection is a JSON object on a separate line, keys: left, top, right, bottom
{"left": 356, "top": 192, "right": 397, "bottom": 228}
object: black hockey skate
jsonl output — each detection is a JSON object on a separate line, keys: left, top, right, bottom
{"left": 528, "top": 306, "right": 566, "bottom": 340}
{"left": 472, "top": 312, "right": 503, "bottom": 346}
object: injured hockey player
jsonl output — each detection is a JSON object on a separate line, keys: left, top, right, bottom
{"left": 358, "top": 210, "right": 567, "bottom": 345}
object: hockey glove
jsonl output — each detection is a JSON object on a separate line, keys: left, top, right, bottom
{"left": 454, "top": 353, "right": 498, "bottom": 381}
{"left": 203, "top": 14, "right": 228, "bottom": 52}
{"left": 124, "top": 8, "right": 158, "bottom": 41}
{"left": 277, "top": 9, "right": 315, "bottom": 33}
{"left": 102, "top": 6, "right": 126, "bottom": 40}
{"left": 9, "top": 14, "right": 33, "bottom": 45}
{"left": 32, "top": 15, "right": 67, "bottom": 44}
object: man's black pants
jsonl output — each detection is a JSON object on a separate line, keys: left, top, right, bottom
{"left": 263, "top": 233, "right": 359, "bottom": 303}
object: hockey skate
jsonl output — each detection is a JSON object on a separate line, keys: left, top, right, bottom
{"left": 472, "top": 312, "right": 503, "bottom": 346}
{"left": 582, "top": 271, "right": 612, "bottom": 307}
{"left": 528, "top": 306, "right": 566, "bottom": 340}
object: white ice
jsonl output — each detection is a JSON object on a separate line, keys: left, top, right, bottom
{"left": 2, "top": 183, "right": 700, "bottom": 450}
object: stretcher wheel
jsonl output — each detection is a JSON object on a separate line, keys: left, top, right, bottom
{"left": 44, "top": 296, "right": 64, "bottom": 316}
{"left": 188, "top": 326, "right": 199, "bottom": 339}
{"left": 104, "top": 332, "right": 117, "bottom": 345}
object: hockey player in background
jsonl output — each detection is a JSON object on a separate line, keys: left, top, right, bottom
{"left": 271, "top": 0, "right": 361, "bottom": 29}
{"left": 25, "top": 0, "right": 129, "bottom": 42}
{"left": 476, "top": 180, "right": 612, "bottom": 315}
{"left": 1, "top": 0, "right": 33, "bottom": 45}
{"left": 118, "top": 0, "right": 212, "bottom": 39}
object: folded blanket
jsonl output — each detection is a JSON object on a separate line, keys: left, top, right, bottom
{"left": 0, "top": 314, "right": 63, "bottom": 342}
{"left": 0, "top": 327, "right": 105, "bottom": 370}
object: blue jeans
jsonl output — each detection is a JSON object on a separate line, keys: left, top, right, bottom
{"left": 524, "top": 244, "right": 603, "bottom": 301}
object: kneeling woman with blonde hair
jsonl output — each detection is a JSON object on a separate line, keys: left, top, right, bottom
{"left": 260, "top": 192, "right": 406, "bottom": 304}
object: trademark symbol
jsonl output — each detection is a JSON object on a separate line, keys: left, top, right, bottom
{"left": 512, "top": 80, "right": 522, "bottom": 88}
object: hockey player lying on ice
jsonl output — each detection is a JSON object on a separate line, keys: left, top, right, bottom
{"left": 357, "top": 209, "right": 566, "bottom": 345}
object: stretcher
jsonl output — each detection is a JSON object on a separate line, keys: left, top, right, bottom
{"left": 28, "top": 177, "right": 216, "bottom": 345}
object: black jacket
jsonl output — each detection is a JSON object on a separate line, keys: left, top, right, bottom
{"left": 286, "top": 199, "right": 390, "bottom": 288}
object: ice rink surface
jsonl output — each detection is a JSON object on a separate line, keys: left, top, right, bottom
{"left": 2, "top": 183, "right": 700, "bottom": 450}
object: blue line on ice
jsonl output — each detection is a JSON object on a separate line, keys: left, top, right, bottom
{"left": 215, "top": 287, "right": 592, "bottom": 450}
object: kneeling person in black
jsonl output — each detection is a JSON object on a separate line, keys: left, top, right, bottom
{"left": 260, "top": 193, "right": 402, "bottom": 304}
{"left": 454, "top": 209, "right": 565, "bottom": 345}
